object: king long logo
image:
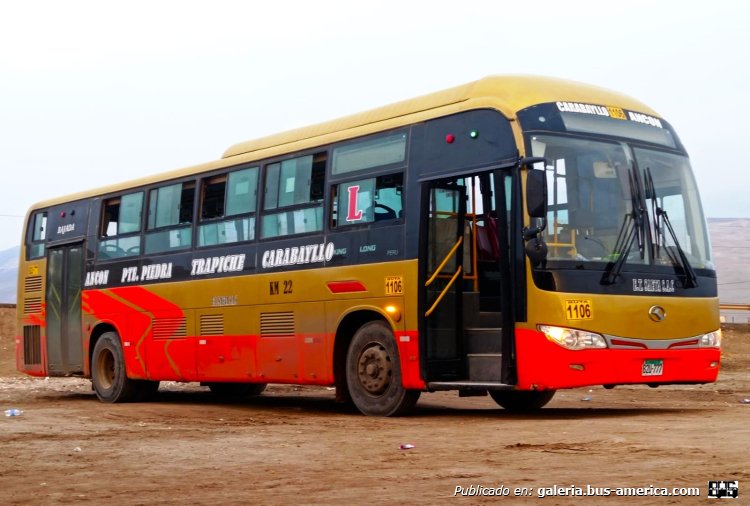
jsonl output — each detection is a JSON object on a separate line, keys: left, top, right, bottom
{"left": 261, "top": 242, "right": 335, "bottom": 269}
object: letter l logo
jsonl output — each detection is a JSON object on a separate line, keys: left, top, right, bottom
{"left": 345, "top": 185, "right": 363, "bottom": 222}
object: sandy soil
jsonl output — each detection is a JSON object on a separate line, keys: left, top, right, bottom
{"left": 1, "top": 309, "right": 748, "bottom": 505}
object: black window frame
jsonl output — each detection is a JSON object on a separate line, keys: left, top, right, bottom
{"left": 259, "top": 151, "right": 327, "bottom": 240}
{"left": 97, "top": 191, "right": 145, "bottom": 261}
{"left": 26, "top": 210, "right": 48, "bottom": 260}
{"left": 197, "top": 165, "right": 260, "bottom": 248}
{"left": 330, "top": 130, "right": 409, "bottom": 177}
{"left": 143, "top": 179, "right": 197, "bottom": 255}
{"left": 330, "top": 171, "right": 405, "bottom": 229}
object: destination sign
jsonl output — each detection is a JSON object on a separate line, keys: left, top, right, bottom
{"left": 556, "top": 101, "right": 664, "bottom": 129}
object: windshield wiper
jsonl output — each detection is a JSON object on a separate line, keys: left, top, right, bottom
{"left": 601, "top": 164, "right": 645, "bottom": 285}
{"left": 645, "top": 167, "right": 698, "bottom": 288}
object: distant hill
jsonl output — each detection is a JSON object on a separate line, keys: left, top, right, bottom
{"left": 0, "top": 220, "right": 747, "bottom": 304}
{"left": 708, "top": 218, "right": 750, "bottom": 303}
{"left": 0, "top": 246, "right": 19, "bottom": 304}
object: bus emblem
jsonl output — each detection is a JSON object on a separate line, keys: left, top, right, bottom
{"left": 648, "top": 305, "right": 666, "bottom": 322}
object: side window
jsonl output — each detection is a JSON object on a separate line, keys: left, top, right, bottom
{"left": 27, "top": 211, "right": 47, "bottom": 259}
{"left": 99, "top": 192, "right": 144, "bottom": 259}
{"left": 331, "top": 173, "right": 403, "bottom": 227}
{"left": 261, "top": 153, "right": 325, "bottom": 238}
{"left": 198, "top": 166, "right": 259, "bottom": 247}
{"left": 332, "top": 132, "right": 407, "bottom": 175}
{"left": 145, "top": 181, "right": 195, "bottom": 254}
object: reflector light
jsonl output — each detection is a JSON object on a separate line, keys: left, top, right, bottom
{"left": 327, "top": 280, "right": 367, "bottom": 293}
{"left": 385, "top": 305, "right": 402, "bottom": 322}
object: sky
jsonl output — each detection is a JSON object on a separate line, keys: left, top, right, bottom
{"left": 1, "top": 0, "right": 749, "bottom": 251}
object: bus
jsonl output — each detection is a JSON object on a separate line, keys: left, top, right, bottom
{"left": 16, "top": 76, "right": 720, "bottom": 416}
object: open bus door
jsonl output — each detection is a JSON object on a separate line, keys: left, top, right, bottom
{"left": 420, "top": 169, "right": 517, "bottom": 387}
{"left": 421, "top": 181, "right": 467, "bottom": 381}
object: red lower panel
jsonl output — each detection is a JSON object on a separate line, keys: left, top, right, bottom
{"left": 84, "top": 286, "right": 417, "bottom": 387}
{"left": 197, "top": 335, "right": 259, "bottom": 382}
{"left": 82, "top": 290, "right": 153, "bottom": 379}
{"left": 515, "top": 328, "right": 720, "bottom": 390}
{"left": 395, "top": 330, "right": 425, "bottom": 390}
{"left": 145, "top": 338, "right": 196, "bottom": 381}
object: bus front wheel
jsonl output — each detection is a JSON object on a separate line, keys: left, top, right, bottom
{"left": 345, "top": 321, "right": 420, "bottom": 416}
{"left": 91, "top": 332, "right": 138, "bottom": 403}
{"left": 489, "top": 389, "right": 556, "bottom": 412}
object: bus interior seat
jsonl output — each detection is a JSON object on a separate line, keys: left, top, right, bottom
{"left": 374, "top": 205, "right": 397, "bottom": 221}
{"left": 476, "top": 216, "right": 500, "bottom": 261}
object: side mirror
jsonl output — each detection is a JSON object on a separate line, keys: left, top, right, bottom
{"left": 521, "top": 158, "right": 549, "bottom": 268}
{"left": 525, "top": 164, "right": 547, "bottom": 219}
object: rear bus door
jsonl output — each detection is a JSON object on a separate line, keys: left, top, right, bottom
{"left": 44, "top": 202, "right": 90, "bottom": 375}
{"left": 46, "top": 243, "right": 84, "bottom": 374}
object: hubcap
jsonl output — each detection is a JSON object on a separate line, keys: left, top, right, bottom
{"left": 96, "top": 350, "right": 115, "bottom": 390}
{"left": 357, "top": 343, "right": 392, "bottom": 395}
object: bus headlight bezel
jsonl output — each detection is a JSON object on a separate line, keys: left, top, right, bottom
{"left": 699, "top": 329, "right": 721, "bottom": 348}
{"left": 538, "top": 325, "right": 608, "bottom": 351}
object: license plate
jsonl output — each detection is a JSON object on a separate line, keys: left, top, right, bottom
{"left": 642, "top": 359, "right": 664, "bottom": 376}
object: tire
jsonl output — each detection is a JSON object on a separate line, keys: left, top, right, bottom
{"left": 207, "top": 382, "right": 267, "bottom": 398}
{"left": 345, "top": 321, "right": 420, "bottom": 416}
{"left": 489, "top": 389, "right": 556, "bottom": 412}
{"left": 91, "top": 332, "right": 139, "bottom": 403}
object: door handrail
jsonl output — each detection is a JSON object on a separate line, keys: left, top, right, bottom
{"left": 425, "top": 235, "right": 463, "bottom": 287}
{"left": 424, "top": 266, "right": 462, "bottom": 317}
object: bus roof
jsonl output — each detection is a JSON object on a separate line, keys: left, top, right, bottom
{"left": 28, "top": 75, "right": 658, "bottom": 211}
{"left": 222, "top": 75, "right": 658, "bottom": 158}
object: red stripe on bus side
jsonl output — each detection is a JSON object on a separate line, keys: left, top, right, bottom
{"left": 327, "top": 280, "right": 367, "bottom": 293}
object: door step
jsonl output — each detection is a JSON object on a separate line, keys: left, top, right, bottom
{"left": 427, "top": 380, "right": 514, "bottom": 391}
{"left": 465, "top": 327, "right": 502, "bottom": 353}
{"left": 467, "top": 353, "right": 502, "bottom": 382}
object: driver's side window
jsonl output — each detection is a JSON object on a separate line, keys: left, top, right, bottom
{"left": 98, "top": 191, "right": 144, "bottom": 260}
{"left": 331, "top": 173, "right": 403, "bottom": 228}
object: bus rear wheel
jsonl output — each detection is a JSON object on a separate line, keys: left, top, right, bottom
{"left": 92, "top": 331, "right": 138, "bottom": 403}
{"left": 489, "top": 389, "right": 556, "bottom": 412}
{"left": 345, "top": 321, "right": 420, "bottom": 416}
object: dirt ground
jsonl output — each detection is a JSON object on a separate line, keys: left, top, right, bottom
{"left": 1, "top": 308, "right": 748, "bottom": 505}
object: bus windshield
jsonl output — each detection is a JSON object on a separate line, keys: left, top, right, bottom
{"left": 530, "top": 134, "right": 713, "bottom": 272}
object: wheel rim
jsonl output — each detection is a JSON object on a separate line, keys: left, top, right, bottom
{"left": 356, "top": 342, "right": 392, "bottom": 395}
{"left": 95, "top": 348, "right": 116, "bottom": 390}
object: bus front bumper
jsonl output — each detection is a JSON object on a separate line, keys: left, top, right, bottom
{"left": 514, "top": 328, "right": 721, "bottom": 391}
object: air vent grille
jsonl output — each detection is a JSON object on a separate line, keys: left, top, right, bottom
{"left": 25, "top": 276, "right": 42, "bottom": 292}
{"left": 260, "top": 312, "right": 295, "bottom": 337}
{"left": 152, "top": 317, "right": 187, "bottom": 339}
{"left": 23, "top": 325, "right": 41, "bottom": 365}
{"left": 200, "top": 314, "right": 225, "bottom": 336}
{"left": 23, "top": 297, "right": 42, "bottom": 314}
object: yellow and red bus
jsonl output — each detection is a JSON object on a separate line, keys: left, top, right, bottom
{"left": 16, "top": 76, "right": 720, "bottom": 416}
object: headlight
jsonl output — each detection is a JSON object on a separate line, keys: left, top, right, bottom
{"left": 538, "top": 325, "right": 607, "bottom": 350}
{"left": 699, "top": 329, "right": 721, "bottom": 348}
